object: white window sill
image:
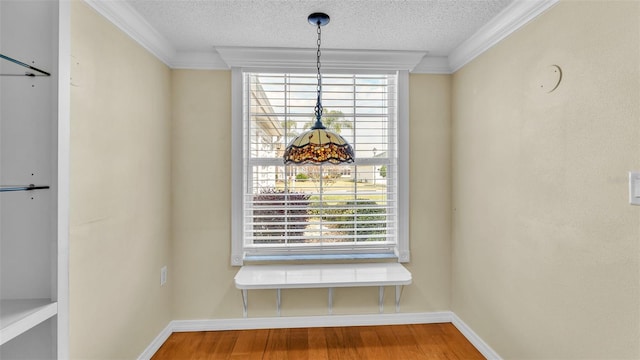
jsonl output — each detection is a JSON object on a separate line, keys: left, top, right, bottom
{"left": 243, "top": 253, "right": 398, "bottom": 263}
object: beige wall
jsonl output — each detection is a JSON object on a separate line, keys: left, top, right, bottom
{"left": 170, "top": 71, "right": 452, "bottom": 318}
{"left": 68, "top": 3, "right": 453, "bottom": 353}
{"left": 451, "top": 1, "right": 640, "bottom": 358}
{"left": 170, "top": 70, "right": 237, "bottom": 318}
{"left": 408, "top": 74, "right": 452, "bottom": 312}
{"left": 69, "top": 0, "right": 640, "bottom": 358}
{"left": 69, "top": 2, "right": 172, "bottom": 359}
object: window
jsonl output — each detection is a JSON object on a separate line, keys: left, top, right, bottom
{"left": 231, "top": 69, "right": 409, "bottom": 265}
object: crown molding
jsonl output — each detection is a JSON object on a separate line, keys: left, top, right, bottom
{"left": 83, "top": 0, "right": 175, "bottom": 66}
{"left": 169, "top": 51, "right": 228, "bottom": 70}
{"left": 84, "top": 0, "right": 558, "bottom": 74}
{"left": 216, "top": 46, "right": 427, "bottom": 71}
{"left": 448, "top": 0, "right": 560, "bottom": 72}
{"left": 412, "top": 56, "right": 452, "bottom": 74}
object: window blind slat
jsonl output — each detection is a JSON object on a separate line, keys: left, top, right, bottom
{"left": 244, "top": 72, "right": 398, "bottom": 255}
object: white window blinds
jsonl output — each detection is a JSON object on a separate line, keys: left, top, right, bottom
{"left": 241, "top": 71, "right": 400, "bottom": 258}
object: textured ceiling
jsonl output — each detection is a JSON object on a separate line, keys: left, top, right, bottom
{"left": 127, "top": 0, "right": 514, "bottom": 56}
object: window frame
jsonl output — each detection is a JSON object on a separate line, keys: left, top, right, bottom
{"left": 231, "top": 67, "right": 409, "bottom": 266}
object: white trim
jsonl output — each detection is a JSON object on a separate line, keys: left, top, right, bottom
{"left": 230, "top": 68, "right": 244, "bottom": 266}
{"left": 136, "top": 322, "right": 173, "bottom": 360}
{"left": 169, "top": 51, "right": 228, "bottom": 70}
{"left": 234, "top": 70, "right": 406, "bottom": 263}
{"left": 216, "top": 47, "right": 427, "bottom": 71}
{"left": 139, "top": 312, "right": 501, "bottom": 359}
{"left": 82, "top": 0, "right": 175, "bottom": 66}
{"left": 397, "top": 70, "right": 410, "bottom": 263}
{"left": 172, "top": 312, "right": 451, "bottom": 332}
{"left": 451, "top": 313, "right": 502, "bottom": 360}
{"left": 84, "top": 0, "right": 558, "bottom": 74}
{"left": 412, "top": 56, "right": 452, "bottom": 74}
{"left": 448, "top": 0, "right": 560, "bottom": 72}
{"left": 0, "top": 300, "right": 58, "bottom": 346}
{"left": 56, "top": 0, "right": 71, "bottom": 358}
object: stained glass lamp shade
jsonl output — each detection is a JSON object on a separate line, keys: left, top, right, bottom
{"left": 283, "top": 123, "right": 355, "bottom": 165}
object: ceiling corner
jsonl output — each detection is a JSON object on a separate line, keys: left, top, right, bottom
{"left": 169, "top": 51, "right": 229, "bottom": 70}
{"left": 411, "top": 57, "right": 452, "bottom": 74}
{"left": 448, "top": 0, "right": 560, "bottom": 73}
{"left": 82, "top": 0, "right": 560, "bottom": 73}
{"left": 83, "top": 0, "right": 175, "bottom": 66}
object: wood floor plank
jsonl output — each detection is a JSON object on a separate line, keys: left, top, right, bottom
{"left": 306, "top": 326, "right": 330, "bottom": 360}
{"left": 376, "top": 324, "right": 425, "bottom": 358}
{"left": 344, "top": 326, "right": 368, "bottom": 359}
{"left": 151, "top": 323, "right": 486, "bottom": 360}
{"left": 229, "top": 329, "right": 269, "bottom": 360}
{"left": 410, "top": 323, "right": 455, "bottom": 359}
{"left": 325, "top": 326, "right": 360, "bottom": 360}
{"left": 440, "top": 323, "right": 484, "bottom": 359}
{"left": 199, "top": 332, "right": 218, "bottom": 359}
{"left": 262, "top": 328, "right": 289, "bottom": 360}
{"left": 210, "top": 330, "right": 239, "bottom": 359}
{"left": 151, "top": 332, "right": 202, "bottom": 360}
{"left": 286, "top": 327, "right": 311, "bottom": 360}
{"left": 358, "top": 326, "right": 393, "bottom": 359}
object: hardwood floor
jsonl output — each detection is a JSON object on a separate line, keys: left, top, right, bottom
{"left": 151, "top": 323, "right": 485, "bottom": 359}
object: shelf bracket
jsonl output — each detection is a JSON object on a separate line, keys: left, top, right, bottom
{"left": 0, "top": 53, "right": 51, "bottom": 77}
{"left": 0, "top": 185, "right": 50, "bottom": 193}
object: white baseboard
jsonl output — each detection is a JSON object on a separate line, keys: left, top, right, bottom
{"left": 451, "top": 313, "right": 502, "bottom": 360}
{"left": 172, "top": 311, "right": 452, "bottom": 332}
{"left": 137, "top": 322, "right": 173, "bottom": 360}
{"left": 138, "top": 312, "right": 500, "bottom": 360}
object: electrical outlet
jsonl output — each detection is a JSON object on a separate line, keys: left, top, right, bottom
{"left": 160, "top": 266, "right": 167, "bottom": 286}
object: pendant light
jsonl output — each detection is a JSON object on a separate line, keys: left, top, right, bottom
{"left": 283, "top": 13, "right": 355, "bottom": 165}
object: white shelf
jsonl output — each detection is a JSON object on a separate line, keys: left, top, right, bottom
{"left": 235, "top": 263, "right": 412, "bottom": 289}
{"left": 235, "top": 263, "right": 412, "bottom": 317}
{"left": 0, "top": 299, "right": 57, "bottom": 346}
